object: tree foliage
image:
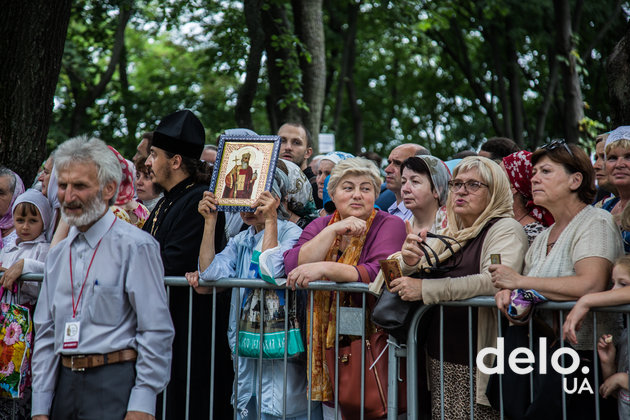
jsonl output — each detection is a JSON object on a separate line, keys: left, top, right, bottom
{"left": 46, "top": 0, "right": 630, "bottom": 163}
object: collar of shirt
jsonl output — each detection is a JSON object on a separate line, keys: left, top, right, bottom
{"left": 387, "top": 199, "right": 406, "bottom": 214}
{"left": 13, "top": 233, "right": 48, "bottom": 248}
{"left": 66, "top": 210, "right": 116, "bottom": 248}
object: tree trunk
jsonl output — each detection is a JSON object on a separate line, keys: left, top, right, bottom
{"left": 332, "top": 2, "right": 359, "bottom": 134}
{"left": 235, "top": 0, "right": 265, "bottom": 130}
{"left": 0, "top": 0, "right": 72, "bottom": 182}
{"left": 607, "top": 21, "right": 630, "bottom": 127}
{"left": 505, "top": 28, "right": 524, "bottom": 145}
{"left": 69, "top": 4, "right": 132, "bottom": 136}
{"left": 345, "top": 10, "right": 363, "bottom": 154}
{"left": 554, "top": 0, "right": 584, "bottom": 143}
{"left": 293, "top": 0, "right": 326, "bottom": 154}
{"left": 261, "top": 2, "right": 299, "bottom": 133}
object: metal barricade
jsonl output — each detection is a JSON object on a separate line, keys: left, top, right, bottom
{"left": 405, "top": 296, "right": 630, "bottom": 420}
{"left": 179, "top": 277, "right": 406, "bottom": 420}
{"left": 1, "top": 274, "right": 407, "bottom": 420}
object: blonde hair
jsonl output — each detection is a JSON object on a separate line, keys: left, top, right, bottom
{"left": 614, "top": 255, "right": 630, "bottom": 276}
{"left": 446, "top": 156, "right": 513, "bottom": 233}
{"left": 327, "top": 157, "right": 381, "bottom": 199}
{"left": 620, "top": 203, "right": 630, "bottom": 231}
{"left": 605, "top": 138, "right": 630, "bottom": 156}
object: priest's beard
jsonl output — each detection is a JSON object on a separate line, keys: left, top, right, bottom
{"left": 61, "top": 190, "right": 108, "bottom": 228}
{"left": 241, "top": 162, "right": 249, "bottom": 169}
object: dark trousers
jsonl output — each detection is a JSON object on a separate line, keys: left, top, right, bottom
{"left": 51, "top": 361, "right": 135, "bottom": 420}
{"left": 156, "top": 288, "right": 233, "bottom": 420}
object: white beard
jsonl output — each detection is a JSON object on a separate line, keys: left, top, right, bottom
{"left": 61, "top": 191, "right": 108, "bottom": 228}
{"left": 241, "top": 162, "right": 249, "bottom": 169}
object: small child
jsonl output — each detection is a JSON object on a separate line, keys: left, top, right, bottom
{"left": 0, "top": 189, "right": 51, "bottom": 304}
{"left": 563, "top": 255, "right": 630, "bottom": 418}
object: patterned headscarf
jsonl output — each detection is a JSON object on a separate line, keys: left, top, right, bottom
{"left": 605, "top": 126, "right": 630, "bottom": 153}
{"left": 502, "top": 151, "right": 554, "bottom": 226}
{"left": 107, "top": 146, "right": 135, "bottom": 205}
{"left": 417, "top": 155, "right": 451, "bottom": 207}
{"left": 0, "top": 169, "right": 25, "bottom": 231}
{"left": 271, "top": 159, "right": 319, "bottom": 221}
{"left": 320, "top": 151, "right": 354, "bottom": 166}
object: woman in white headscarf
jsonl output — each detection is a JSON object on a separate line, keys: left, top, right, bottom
{"left": 0, "top": 189, "right": 51, "bottom": 304}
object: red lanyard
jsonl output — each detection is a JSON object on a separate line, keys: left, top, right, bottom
{"left": 69, "top": 218, "right": 116, "bottom": 318}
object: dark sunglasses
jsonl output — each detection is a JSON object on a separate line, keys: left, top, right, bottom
{"left": 540, "top": 139, "right": 574, "bottom": 158}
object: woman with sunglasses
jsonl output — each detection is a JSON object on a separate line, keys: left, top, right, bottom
{"left": 491, "top": 140, "right": 623, "bottom": 418}
{"left": 391, "top": 156, "right": 528, "bottom": 419}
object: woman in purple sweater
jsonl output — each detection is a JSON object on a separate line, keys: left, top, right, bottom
{"left": 283, "top": 157, "right": 406, "bottom": 417}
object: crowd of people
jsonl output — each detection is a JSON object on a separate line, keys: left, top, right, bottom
{"left": 2, "top": 110, "right": 630, "bottom": 419}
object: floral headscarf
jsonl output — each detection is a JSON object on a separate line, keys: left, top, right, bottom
{"left": 272, "top": 159, "right": 319, "bottom": 222}
{"left": 502, "top": 151, "right": 554, "bottom": 226}
{"left": 0, "top": 170, "right": 25, "bottom": 231}
{"left": 107, "top": 146, "right": 135, "bottom": 205}
{"left": 416, "top": 155, "right": 451, "bottom": 207}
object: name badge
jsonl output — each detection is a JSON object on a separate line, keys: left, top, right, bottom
{"left": 63, "top": 320, "right": 80, "bottom": 349}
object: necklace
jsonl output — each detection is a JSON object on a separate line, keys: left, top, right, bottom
{"left": 149, "top": 182, "right": 195, "bottom": 236}
{"left": 516, "top": 212, "right": 529, "bottom": 223}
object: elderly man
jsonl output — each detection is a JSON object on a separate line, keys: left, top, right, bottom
{"left": 31, "top": 136, "right": 174, "bottom": 420}
{"left": 381, "top": 143, "right": 428, "bottom": 220}
{"left": 143, "top": 109, "right": 231, "bottom": 419}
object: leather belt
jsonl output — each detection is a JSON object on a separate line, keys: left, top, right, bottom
{"left": 62, "top": 349, "right": 137, "bottom": 372}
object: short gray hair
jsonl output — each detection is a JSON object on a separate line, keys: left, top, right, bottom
{"left": 0, "top": 167, "right": 17, "bottom": 194}
{"left": 54, "top": 135, "right": 122, "bottom": 206}
{"left": 327, "top": 157, "right": 381, "bottom": 199}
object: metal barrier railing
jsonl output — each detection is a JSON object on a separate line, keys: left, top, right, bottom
{"left": 187, "top": 277, "right": 403, "bottom": 420}
{"left": 9, "top": 273, "right": 630, "bottom": 420}
{"left": 406, "top": 296, "right": 630, "bottom": 420}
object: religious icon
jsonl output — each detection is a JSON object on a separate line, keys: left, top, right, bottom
{"left": 222, "top": 151, "right": 258, "bottom": 199}
{"left": 210, "top": 134, "right": 281, "bottom": 212}
{"left": 379, "top": 259, "right": 403, "bottom": 292}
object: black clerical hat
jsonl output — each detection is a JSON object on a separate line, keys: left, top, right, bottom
{"left": 152, "top": 110, "right": 205, "bottom": 159}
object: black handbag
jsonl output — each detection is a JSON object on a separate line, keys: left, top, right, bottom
{"left": 371, "top": 233, "right": 462, "bottom": 341}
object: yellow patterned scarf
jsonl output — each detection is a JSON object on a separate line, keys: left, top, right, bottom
{"left": 308, "top": 209, "right": 376, "bottom": 401}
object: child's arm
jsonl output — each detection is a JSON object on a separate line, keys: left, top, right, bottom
{"left": 0, "top": 259, "right": 24, "bottom": 289}
{"left": 598, "top": 334, "right": 617, "bottom": 380}
{"left": 564, "top": 287, "right": 630, "bottom": 344}
{"left": 600, "top": 372, "right": 629, "bottom": 398}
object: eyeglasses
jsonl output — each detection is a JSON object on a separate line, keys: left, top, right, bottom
{"left": 447, "top": 180, "right": 488, "bottom": 193}
{"left": 540, "top": 139, "right": 574, "bottom": 158}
